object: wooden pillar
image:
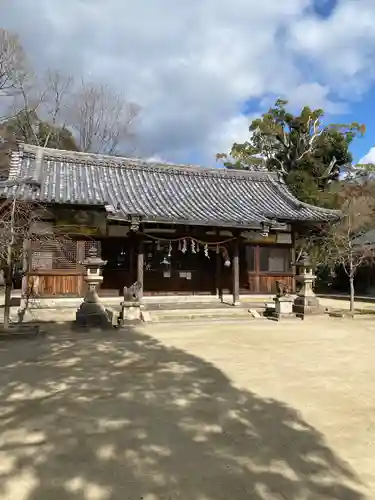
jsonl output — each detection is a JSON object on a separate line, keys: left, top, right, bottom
{"left": 137, "top": 238, "right": 144, "bottom": 300}
{"left": 216, "top": 246, "right": 222, "bottom": 301}
{"left": 21, "top": 238, "right": 30, "bottom": 298}
{"left": 254, "top": 245, "right": 260, "bottom": 293}
{"left": 77, "top": 240, "right": 86, "bottom": 297}
{"left": 232, "top": 240, "right": 240, "bottom": 305}
{"left": 129, "top": 244, "right": 135, "bottom": 283}
{"left": 291, "top": 231, "right": 297, "bottom": 293}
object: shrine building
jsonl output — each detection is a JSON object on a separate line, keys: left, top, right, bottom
{"left": 2, "top": 143, "right": 338, "bottom": 301}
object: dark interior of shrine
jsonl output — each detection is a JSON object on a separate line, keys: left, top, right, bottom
{"left": 99, "top": 237, "right": 233, "bottom": 296}
{"left": 95, "top": 228, "right": 294, "bottom": 297}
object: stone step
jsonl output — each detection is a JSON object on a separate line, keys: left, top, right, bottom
{"left": 149, "top": 307, "right": 257, "bottom": 323}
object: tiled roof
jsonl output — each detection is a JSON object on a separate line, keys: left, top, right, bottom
{"left": 352, "top": 229, "right": 375, "bottom": 247}
{"left": 2, "top": 143, "right": 339, "bottom": 228}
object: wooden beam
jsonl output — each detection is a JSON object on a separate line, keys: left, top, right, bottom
{"left": 232, "top": 240, "right": 240, "bottom": 305}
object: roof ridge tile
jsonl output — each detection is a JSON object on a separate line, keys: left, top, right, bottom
{"left": 20, "top": 142, "right": 279, "bottom": 181}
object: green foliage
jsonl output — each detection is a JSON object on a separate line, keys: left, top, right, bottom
{"left": 3, "top": 109, "right": 79, "bottom": 150}
{"left": 0, "top": 110, "right": 79, "bottom": 177}
{"left": 218, "top": 99, "right": 365, "bottom": 206}
{"left": 37, "top": 121, "right": 79, "bottom": 151}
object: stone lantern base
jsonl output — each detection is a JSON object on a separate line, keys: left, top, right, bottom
{"left": 293, "top": 295, "right": 321, "bottom": 317}
{"left": 292, "top": 252, "right": 322, "bottom": 319}
{"left": 75, "top": 301, "right": 112, "bottom": 329}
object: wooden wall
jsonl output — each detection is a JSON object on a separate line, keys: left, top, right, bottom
{"left": 247, "top": 275, "right": 294, "bottom": 294}
{"left": 239, "top": 243, "right": 295, "bottom": 294}
{"left": 25, "top": 239, "right": 93, "bottom": 298}
{"left": 26, "top": 229, "right": 295, "bottom": 297}
{"left": 27, "top": 271, "right": 84, "bottom": 297}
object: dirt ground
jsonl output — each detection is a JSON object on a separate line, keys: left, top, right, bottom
{"left": 0, "top": 318, "right": 374, "bottom": 499}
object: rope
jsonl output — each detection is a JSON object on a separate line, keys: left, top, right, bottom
{"left": 139, "top": 231, "right": 236, "bottom": 246}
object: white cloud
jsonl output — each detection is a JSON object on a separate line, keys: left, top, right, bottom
{"left": 360, "top": 147, "right": 375, "bottom": 165}
{"left": 208, "top": 114, "right": 254, "bottom": 159}
{"left": 1, "top": 0, "right": 375, "bottom": 165}
{"left": 289, "top": 0, "right": 375, "bottom": 95}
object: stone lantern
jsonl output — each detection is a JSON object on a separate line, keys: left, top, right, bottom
{"left": 293, "top": 251, "right": 320, "bottom": 317}
{"left": 75, "top": 246, "right": 110, "bottom": 328}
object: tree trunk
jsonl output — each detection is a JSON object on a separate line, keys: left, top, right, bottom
{"left": 3, "top": 265, "right": 12, "bottom": 330}
{"left": 3, "top": 198, "right": 16, "bottom": 330}
{"left": 349, "top": 274, "right": 355, "bottom": 313}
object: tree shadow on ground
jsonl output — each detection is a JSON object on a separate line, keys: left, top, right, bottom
{"left": 0, "top": 324, "right": 369, "bottom": 499}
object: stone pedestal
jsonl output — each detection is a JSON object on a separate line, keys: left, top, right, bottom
{"left": 118, "top": 282, "right": 143, "bottom": 326}
{"left": 293, "top": 253, "right": 320, "bottom": 318}
{"left": 75, "top": 247, "right": 111, "bottom": 329}
{"left": 119, "top": 301, "right": 142, "bottom": 323}
{"left": 265, "top": 295, "right": 294, "bottom": 320}
{"left": 274, "top": 296, "right": 294, "bottom": 317}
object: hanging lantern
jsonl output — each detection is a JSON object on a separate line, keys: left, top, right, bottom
{"left": 260, "top": 221, "right": 271, "bottom": 238}
{"left": 223, "top": 247, "right": 231, "bottom": 267}
{"left": 161, "top": 256, "right": 170, "bottom": 266}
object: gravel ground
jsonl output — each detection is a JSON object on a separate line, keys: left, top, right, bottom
{"left": 0, "top": 318, "right": 374, "bottom": 499}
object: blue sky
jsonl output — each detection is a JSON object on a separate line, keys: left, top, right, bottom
{"left": 313, "top": 0, "right": 338, "bottom": 18}
{"left": 343, "top": 87, "right": 375, "bottom": 164}
{"left": 1, "top": 0, "right": 375, "bottom": 166}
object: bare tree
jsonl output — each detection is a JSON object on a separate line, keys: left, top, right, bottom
{"left": 0, "top": 69, "right": 78, "bottom": 177}
{"left": 314, "top": 189, "right": 375, "bottom": 312}
{"left": 0, "top": 29, "right": 28, "bottom": 101}
{"left": 41, "top": 70, "right": 74, "bottom": 146}
{"left": 8, "top": 69, "right": 74, "bottom": 146}
{"left": 67, "top": 81, "right": 140, "bottom": 155}
{"left": 0, "top": 186, "right": 72, "bottom": 329}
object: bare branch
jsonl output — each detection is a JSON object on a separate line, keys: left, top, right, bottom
{"left": 0, "top": 29, "right": 28, "bottom": 99}
{"left": 314, "top": 190, "right": 375, "bottom": 310}
{"left": 67, "top": 80, "right": 141, "bottom": 155}
{"left": 0, "top": 193, "right": 74, "bottom": 328}
{"left": 1, "top": 68, "right": 76, "bottom": 159}
{"left": 296, "top": 117, "right": 324, "bottom": 162}
{"left": 40, "top": 70, "right": 74, "bottom": 147}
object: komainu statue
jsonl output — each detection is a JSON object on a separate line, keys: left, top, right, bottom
{"left": 123, "top": 281, "right": 142, "bottom": 304}
{"left": 275, "top": 280, "right": 290, "bottom": 298}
